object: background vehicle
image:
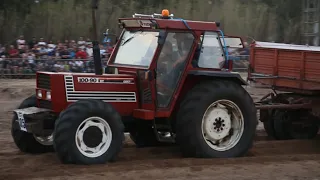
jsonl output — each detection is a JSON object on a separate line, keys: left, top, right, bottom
{"left": 249, "top": 41, "right": 320, "bottom": 140}
{"left": 11, "top": 9, "right": 257, "bottom": 165}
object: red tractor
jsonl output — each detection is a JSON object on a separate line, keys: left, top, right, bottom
{"left": 11, "top": 10, "right": 257, "bottom": 165}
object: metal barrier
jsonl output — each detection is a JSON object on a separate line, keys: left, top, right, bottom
{"left": 0, "top": 56, "right": 249, "bottom": 78}
{"left": 0, "top": 58, "right": 108, "bottom": 78}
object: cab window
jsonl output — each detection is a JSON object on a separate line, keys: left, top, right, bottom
{"left": 156, "top": 32, "right": 194, "bottom": 108}
{"left": 197, "top": 32, "right": 225, "bottom": 69}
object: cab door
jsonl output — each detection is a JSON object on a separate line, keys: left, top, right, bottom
{"left": 154, "top": 32, "right": 195, "bottom": 109}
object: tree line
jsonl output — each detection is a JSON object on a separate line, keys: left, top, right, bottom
{"left": 0, "top": 0, "right": 302, "bottom": 45}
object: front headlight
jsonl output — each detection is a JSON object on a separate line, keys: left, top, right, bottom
{"left": 37, "top": 90, "right": 42, "bottom": 98}
{"left": 46, "top": 91, "right": 51, "bottom": 100}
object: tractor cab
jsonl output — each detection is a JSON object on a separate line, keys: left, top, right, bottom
{"left": 11, "top": 9, "right": 256, "bottom": 166}
{"left": 105, "top": 9, "right": 246, "bottom": 109}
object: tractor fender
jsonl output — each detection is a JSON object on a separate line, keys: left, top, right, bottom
{"left": 187, "top": 70, "right": 248, "bottom": 85}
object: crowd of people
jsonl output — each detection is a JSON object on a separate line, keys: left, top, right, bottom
{"left": 0, "top": 35, "right": 115, "bottom": 75}
{"left": 0, "top": 35, "right": 249, "bottom": 77}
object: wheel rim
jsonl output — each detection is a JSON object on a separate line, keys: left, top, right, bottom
{"left": 75, "top": 116, "right": 112, "bottom": 158}
{"left": 34, "top": 134, "right": 53, "bottom": 146}
{"left": 201, "top": 99, "right": 244, "bottom": 151}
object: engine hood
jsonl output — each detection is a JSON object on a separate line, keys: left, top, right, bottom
{"left": 37, "top": 71, "right": 139, "bottom": 115}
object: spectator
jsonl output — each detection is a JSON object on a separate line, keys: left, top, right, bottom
{"left": 53, "top": 61, "right": 64, "bottom": 72}
{"left": 47, "top": 43, "right": 56, "bottom": 58}
{"left": 86, "top": 43, "right": 93, "bottom": 58}
{"left": 63, "top": 61, "right": 70, "bottom": 72}
{"left": 8, "top": 45, "right": 19, "bottom": 58}
{"left": 69, "top": 47, "right": 77, "bottom": 59}
{"left": 0, "top": 35, "right": 115, "bottom": 76}
{"left": 27, "top": 51, "right": 36, "bottom": 70}
{"left": 32, "top": 44, "right": 40, "bottom": 58}
{"left": 28, "top": 37, "right": 37, "bottom": 49}
{"left": 38, "top": 38, "right": 47, "bottom": 46}
{"left": 86, "top": 38, "right": 92, "bottom": 46}
{"left": 59, "top": 46, "right": 71, "bottom": 59}
{"left": 17, "top": 35, "right": 26, "bottom": 51}
{"left": 48, "top": 41, "right": 56, "bottom": 49}
{"left": 76, "top": 47, "right": 87, "bottom": 59}
{"left": 0, "top": 47, "right": 8, "bottom": 57}
{"left": 100, "top": 45, "right": 107, "bottom": 58}
{"left": 78, "top": 37, "right": 86, "bottom": 49}
{"left": 64, "top": 40, "right": 69, "bottom": 46}
{"left": 38, "top": 44, "right": 48, "bottom": 59}
{"left": 75, "top": 58, "right": 84, "bottom": 72}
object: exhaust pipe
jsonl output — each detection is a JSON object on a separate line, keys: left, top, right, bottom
{"left": 91, "top": 0, "right": 103, "bottom": 75}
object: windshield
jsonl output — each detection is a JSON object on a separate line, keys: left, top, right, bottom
{"left": 113, "top": 30, "right": 159, "bottom": 67}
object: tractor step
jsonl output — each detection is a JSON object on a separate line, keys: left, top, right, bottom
{"left": 153, "top": 119, "right": 175, "bottom": 143}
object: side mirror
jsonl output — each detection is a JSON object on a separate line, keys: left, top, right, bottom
{"left": 157, "top": 30, "right": 166, "bottom": 45}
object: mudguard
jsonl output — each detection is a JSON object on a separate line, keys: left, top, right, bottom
{"left": 188, "top": 70, "right": 247, "bottom": 85}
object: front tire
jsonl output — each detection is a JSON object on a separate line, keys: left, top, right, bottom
{"left": 11, "top": 95, "right": 54, "bottom": 154}
{"left": 176, "top": 80, "right": 257, "bottom": 158}
{"left": 53, "top": 100, "right": 124, "bottom": 164}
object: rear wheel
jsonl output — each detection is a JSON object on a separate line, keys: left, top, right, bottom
{"left": 273, "top": 109, "right": 319, "bottom": 140}
{"left": 53, "top": 100, "right": 124, "bottom": 164}
{"left": 176, "top": 80, "right": 257, "bottom": 158}
{"left": 11, "top": 95, "right": 54, "bottom": 154}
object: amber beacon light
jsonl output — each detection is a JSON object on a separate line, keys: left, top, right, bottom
{"left": 162, "top": 9, "right": 170, "bottom": 17}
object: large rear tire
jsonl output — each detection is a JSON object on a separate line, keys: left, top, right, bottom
{"left": 11, "top": 95, "right": 54, "bottom": 154}
{"left": 176, "top": 80, "right": 257, "bottom": 158}
{"left": 53, "top": 100, "right": 124, "bottom": 164}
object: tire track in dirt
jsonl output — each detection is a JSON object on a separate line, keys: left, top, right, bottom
{"left": 2, "top": 139, "right": 320, "bottom": 179}
{"left": 2, "top": 79, "right": 320, "bottom": 179}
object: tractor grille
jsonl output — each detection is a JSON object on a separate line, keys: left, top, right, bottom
{"left": 38, "top": 99, "right": 52, "bottom": 109}
{"left": 37, "top": 73, "right": 51, "bottom": 89}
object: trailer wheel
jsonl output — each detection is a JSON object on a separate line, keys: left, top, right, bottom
{"left": 53, "top": 100, "right": 124, "bottom": 164}
{"left": 260, "top": 109, "right": 276, "bottom": 138}
{"left": 11, "top": 95, "right": 54, "bottom": 154}
{"left": 273, "top": 110, "right": 318, "bottom": 140}
{"left": 176, "top": 80, "right": 257, "bottom": 158}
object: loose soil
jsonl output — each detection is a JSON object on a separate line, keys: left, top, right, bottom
{"left": 1, "top": 76, "right": 320, "bottom": 180}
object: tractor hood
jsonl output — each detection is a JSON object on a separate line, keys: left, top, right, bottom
{"left": 36, "top": 71, "right": 139, "bottom": 115}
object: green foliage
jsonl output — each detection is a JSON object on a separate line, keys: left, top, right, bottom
{"left": 0, "top": 0, "right": 303, "bottom": 44}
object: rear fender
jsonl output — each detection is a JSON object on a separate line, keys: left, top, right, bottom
{"left": 187, "top": 70, "right": 247, "bottom": 85}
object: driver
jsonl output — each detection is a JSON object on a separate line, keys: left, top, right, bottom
{"left": 171, "top": 33, "right": 193, "bottom": 70}
{"left": 158, "top": 41, "right": 177, "bottom": 74}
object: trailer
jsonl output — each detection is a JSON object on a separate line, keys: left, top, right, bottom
{"left": 248, "top": 41, "right": 320, "bottom": 140}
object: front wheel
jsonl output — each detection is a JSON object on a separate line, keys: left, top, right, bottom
{"left": 176, "top": 80, "right": 257, "bottom": 158}
{"left": 53, "top": 100, "right": 124, "bottom": 164}
{"left": 11, "top": 95, "right": 54, "bottom": 154}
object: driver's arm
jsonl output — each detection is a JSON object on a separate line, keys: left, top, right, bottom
{"left": 173, "top": 53, "right": 188, "bottom": 67}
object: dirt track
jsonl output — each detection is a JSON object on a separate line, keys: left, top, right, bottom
{"left": 1, "top": 78, "right": 320, "bottom": 180}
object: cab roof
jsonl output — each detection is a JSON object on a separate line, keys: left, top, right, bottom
{"left": 118, "top": 11, "right": 220, "bottom": 31}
